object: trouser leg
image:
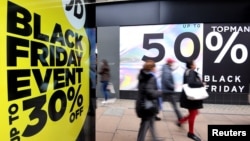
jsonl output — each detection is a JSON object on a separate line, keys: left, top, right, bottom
{"left": 149, "top": 117, "right": 158, "bottom": 141}
{"left": 137, "top": 119, "right": 150, "bottom": 141}
{"left": 157, "top": 97, "right": 163, "bottom": 110}
{"left": 102, "top": 81, "right": 109, "bottom": 100}
{"left": 169, "top": 95, "right": 182, "bottom": 120}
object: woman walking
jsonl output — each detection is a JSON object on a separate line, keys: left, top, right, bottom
{"left": 178, "top": 60, "right": 204, "bottom": 141}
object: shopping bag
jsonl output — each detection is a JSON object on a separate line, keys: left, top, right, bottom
{"left": 183, "top": 84, "right": 209, "bottom": 100}
{"left": 107, "top": 82, "right": 115, "bottom": 94}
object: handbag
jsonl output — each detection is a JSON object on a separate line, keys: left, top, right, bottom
{"left": 183, "top": 84, "right": 209, "bottom": 100}
{"left": 141, "top": 98, "right": 158, "bottom": 116}
{"left": 144, "top": 98, "right": 154, "bottom": 109}
{"left": 107, "top": 82, "right": 115, "bottom": 94}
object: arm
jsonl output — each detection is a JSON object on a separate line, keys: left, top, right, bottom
{"left": 145, "top": 77, "right": 162, "bottom": 99}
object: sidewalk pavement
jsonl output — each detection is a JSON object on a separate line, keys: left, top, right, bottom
{"left": 96, "top": 98, "right": 250, "bottom": 141}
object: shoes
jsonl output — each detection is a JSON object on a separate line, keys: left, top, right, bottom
{"left": 187, "top": 132, "right": 201, "bottom": 141}
{"left": 107, "top": 98, "right": 116, "bottom": 103}
{"left": 176, "top": 121, "right": 181, "bottom": 127}
{"left": 101, "top": 100, "right": 107, "bottom": 104}
{"left": 176, "top": 119, "right": 182, "bottom": 127}
{"left": 102, "top": 98, "right": 117, "bottom": 104}
{"left": 155, "top": 116, "right": 161, "bottom": 121}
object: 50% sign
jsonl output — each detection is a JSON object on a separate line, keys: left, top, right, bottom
{"left": 206, "top": 32, "right": 248, "bottom": 64}
{"left": 67, "top": 85, "right": 84, "bottom": 123}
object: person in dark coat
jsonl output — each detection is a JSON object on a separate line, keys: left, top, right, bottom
{"left": 135, "top": 60, "right": 162, "bottom": 141}
{"left": 178, "top": 60, "right": 204, "bottom": 141}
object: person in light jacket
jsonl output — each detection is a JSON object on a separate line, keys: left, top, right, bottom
{"left": 161, "top": 58, "right": 182, "bottom": 121}
{"left": 178, "top": 60, "right": 204, "bottom": 141}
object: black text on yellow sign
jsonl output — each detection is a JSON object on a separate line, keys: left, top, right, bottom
{"left": 6, "top": 1, "right": 88, "bottom": 140}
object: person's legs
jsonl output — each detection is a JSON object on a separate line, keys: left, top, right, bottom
{"left": 137, "top": 118, "right": 150, "bottom": 141}
{"left": 177, "top": 109, "right": 189, "bottom": 127}
{"left": 155, "top": 97, "right": 162, "bottom": 121}
{"left": 157, "top": 97, "right": 163, "bottom": 110}
{"left": 101, "top": 81, "right": 109, "bottom": 101}
{"left": 148, "top": 117, "right": 157, "bottom": 141}
{"left": 187, "top": 109, "right": 201, "bottom": 141}
{"left": 177, "top": 109, "right": 200, "bottom": 141}
{"left": 188, "top": 109, "right": 198, "bottom": 134}
{"left": 169, "top": 94, "right": 182, "bottom": 120}
{"left": 179, "top": 114, "right": 189, "bottom": 124}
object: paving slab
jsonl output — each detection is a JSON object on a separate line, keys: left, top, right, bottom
{"left": 96, "top": 98, "right": 250, "bottom": 141}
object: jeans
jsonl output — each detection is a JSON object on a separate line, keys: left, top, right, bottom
{"left": 101, "top": 81, "right": 109, "bottom": 101}
{"left": 157, "top": 97, "right": 163, "bottom": 110}
{"left": 137, "top": 116, "right": 158, "bottom": 141}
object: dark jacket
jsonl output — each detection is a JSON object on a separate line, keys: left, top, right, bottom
{"left": 135, "top": 69, "right": 162, "bottom": 118}
{"left": 180, "top": 69, "right": 203, "bottom": 109}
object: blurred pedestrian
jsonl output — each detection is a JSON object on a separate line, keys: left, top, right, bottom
{"left": 135, "top": 60, "right": 163, "bottom": 141}
{"left": 98, "top": 59, "right": 110, "bottom": 104}
{"left": 161, "top": 58, "right": 182, "bottom": 120}
{"left": 178, "top": 60, "right": 204, "bottom": 141}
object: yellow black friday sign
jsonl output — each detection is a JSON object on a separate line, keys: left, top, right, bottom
{"left": 0, "top": 0, "right": 89, "bottom": 140}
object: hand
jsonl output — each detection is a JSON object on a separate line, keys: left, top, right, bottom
{"left": 203, "top": 82, "right": 206, "bottom": 86}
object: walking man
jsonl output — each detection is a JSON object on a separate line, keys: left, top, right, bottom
{"left": 161, "top": 58, "right": 182, "bottom": 120}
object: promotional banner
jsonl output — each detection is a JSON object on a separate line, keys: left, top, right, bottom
{"left": 120, "top": 23, "right": 250, "bottom": 93}
{"left": 120, "top": 24, "right": 203, "bottom": 92}
{"left": 0, "top": 0, "right": 89, "bottom": 141}
{"left": 203, "top": 23, "right": 250, "bottom": 93}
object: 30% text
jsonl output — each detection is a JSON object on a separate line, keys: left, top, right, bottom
{"left": 67, "top": 85, "right": 84, "bottom": 123}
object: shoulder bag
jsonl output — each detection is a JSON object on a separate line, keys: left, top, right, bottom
{"left": 139, "top": 97, "right": 158, "bottom": 117}
{"left": 183, "top": 84, "right": 209, "bottom": 100}
{"left": 183, "top": 69, "right": 209, "bottom": 100}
